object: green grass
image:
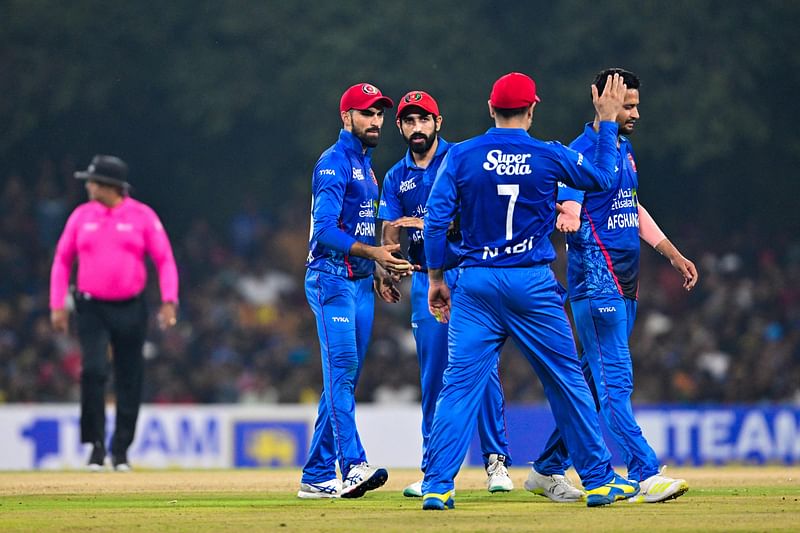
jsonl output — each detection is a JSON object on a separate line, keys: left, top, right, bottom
{"left": 1, "top": 468, "right": 799, "bottom": 532}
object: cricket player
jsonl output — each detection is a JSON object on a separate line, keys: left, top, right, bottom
{"left": 526, "top": 68, "right": 697, "bottom": 504}
{"left": 298, "top": 82, "right": 413, "bottom": 499}
{"left": 376, "top": 90, "right": 513, "bottom": 497}
{"left": 420, "top": 72, "right": 640, "bottom": 510}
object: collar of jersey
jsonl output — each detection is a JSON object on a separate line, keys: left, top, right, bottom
{"left": 485, "top": 127, "right": 530, "bottom": 136}
{"left": 338, "top": 129, "right": 373, "bottom": 158}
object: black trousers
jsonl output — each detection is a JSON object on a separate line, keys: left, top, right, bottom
{"left": 74, "top": 292, "right": 147, "bottom": 456}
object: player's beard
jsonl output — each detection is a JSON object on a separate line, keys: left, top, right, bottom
{"left": 405, "top": 131, "right": 437, "bottom": 155}
{"left": 353, "top": 123, "right": 381, "bottom": 148}
{"left": 620, "top": 120, "right": 636, "bottom": 136}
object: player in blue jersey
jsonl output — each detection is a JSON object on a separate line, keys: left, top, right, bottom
{"left": 298, "top": 82, "right": 414, "bottom": 500}
{"left": 376, "top": 90, "right": 513, "bottom": 498}
{"left": 526, "top": 68, "right": 697, "bottom": 504}
{"left": 420, "top": 72, "right": 641, "bottom": 510}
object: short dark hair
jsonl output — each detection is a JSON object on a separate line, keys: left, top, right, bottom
{"left": 492, "top": 105, "right": 530, "bottom": 119}
{"left": 593, "top": 68, "right": 640, "bottom": 93}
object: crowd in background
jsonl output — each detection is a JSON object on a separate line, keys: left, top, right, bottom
{"left": 2, "top": 158, "right": 799, "bottom": 406}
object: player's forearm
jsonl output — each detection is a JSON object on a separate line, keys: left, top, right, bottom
{"left": 654, "top": 238, "right": 685, "bottom": 263}
{"left": 589, "top": 121, "right": 619, "bottom": 191}
{"left": 315, "top": 225, "right": 358, "bottom": 253}
{"left": 381, "top": 221, "right": 401, "bottom": 246}
{"left": 638, "top": 204, "right": 667, "bottom": 248}
{"left": 349, "top": 241, "right": 381, "bottom": 260}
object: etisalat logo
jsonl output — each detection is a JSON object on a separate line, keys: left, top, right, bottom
{"left": 610, "top": 188, "right": 638, "bottom": 211}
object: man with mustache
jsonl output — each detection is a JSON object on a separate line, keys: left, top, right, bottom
{"left": 376, "top": 91, "right": 513, "bottom": 498}
{"left": 526, "top": 68, "right": 697, "bottom": 504}
{"left": 299, "top": 82, "right": 413, "bottom": 499}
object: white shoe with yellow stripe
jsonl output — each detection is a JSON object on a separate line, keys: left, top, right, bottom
{"left": 629, "top": 466, "right": 688, "bottom": 503}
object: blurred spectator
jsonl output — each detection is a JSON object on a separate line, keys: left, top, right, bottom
{"left": 1, "top": 158, "right": 799, "bottom": 405}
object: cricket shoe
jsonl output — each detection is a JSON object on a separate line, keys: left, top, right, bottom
{"left": 585, "top": 473, "right": 640, "bottom": 507}
{"left": 486, "top": 454, "right": 514, "bottom": 493}
{"left": 297, "top": 478, "right": 342, "bottom": 499}
{"left": 403, "top": 480, "right": 423, "bottom": 498}
{"left": 422, "top": 491, "right": 455, "bottom": 510}
{"left": 112, "top": 453, "right": 131, "bottom": 472}
{"left": 524, "top": 468, "right": 585, "bottom": 502}
{"left": 340, "top": 462, "right": 388, "bottom": 498}
{"left": 87, "top": 441, "right": 106, "bottom": 472}
{"left": 628, "top": 466, "right": 688, "bottom": 503}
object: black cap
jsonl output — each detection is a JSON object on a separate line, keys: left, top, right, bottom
{"left": 74, "top": 155, "right": 130, "bottom": 189}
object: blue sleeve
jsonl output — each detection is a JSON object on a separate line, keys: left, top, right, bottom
{"left": 378, "top": 170, "right": 402, "bottom": 221}
{"left": 424, "top": 151, "right": 459, "bottom": 270}
{"left": 557, "top": 181, "right": 585, "bottom": 204}
{"left": 311, "top": 158, "right": 357, "bottom": 253}
{"left": 554, "top": 121, "right": 618, "bottom": 192}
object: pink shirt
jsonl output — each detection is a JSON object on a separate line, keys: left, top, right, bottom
{"left": 50, "top": 197, "right": 179, "bottom": 309}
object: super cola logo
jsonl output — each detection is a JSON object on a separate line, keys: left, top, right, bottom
{"left": 483, "top": 150, "right": 532, "bottom": 175}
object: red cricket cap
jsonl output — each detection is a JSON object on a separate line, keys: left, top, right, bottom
{"left": 396, "top": 90, "right": 440, "bottom": 118}
{"left": 489, "top": 72, "right": 541, "bottom": 109}
{"left": 339, "top": 83, "right": 394, "bottom": 113}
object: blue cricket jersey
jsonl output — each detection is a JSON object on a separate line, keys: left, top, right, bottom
{"left": 424, "top": 122, "right": 619, "bottom": 269}
{"left": 559, "top": 123, "right": 641, "bottom": 300}
{"left": 378, "top": 138, "right": 460, "bottom": 271}
{"left": 306, "top": 129, "right": 379, "bottom": 279}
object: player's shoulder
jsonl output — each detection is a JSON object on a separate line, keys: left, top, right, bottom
{"left": 384, "top": 157, "right": 407, "bottom": 182}
{"left": 314, "top": 145, "right": 349, "bottom": 179}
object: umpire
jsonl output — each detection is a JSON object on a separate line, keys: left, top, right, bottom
{"left": 49, "top": 155, "right": 179, "bottom": 471}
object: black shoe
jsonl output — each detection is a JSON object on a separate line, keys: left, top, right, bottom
{"left": 88, "top": 442, "right": 106, "bottom": 471}
{"left": 112, "top": 453, "right": 131, "bottom": 472}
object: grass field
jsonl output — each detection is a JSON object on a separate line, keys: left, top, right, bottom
{"left": 1, "top": 466, "right": 799, "bottom": 532}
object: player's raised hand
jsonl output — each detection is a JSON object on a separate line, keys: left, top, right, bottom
{"left": 593, "top": 73, "right": 627, "bottom": 122}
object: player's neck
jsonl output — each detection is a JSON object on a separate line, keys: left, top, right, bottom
{"left": 411, "top": 137, "right": 439, "bottom": 169}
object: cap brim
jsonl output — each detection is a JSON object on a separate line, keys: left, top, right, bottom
{"left": 355, "top": 96, "right": 394, "bottom": 110}
{"left": 397, "top": 104, "right": 438, "bottom": 118}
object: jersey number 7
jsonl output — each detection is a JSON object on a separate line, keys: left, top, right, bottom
{"left": 497, "top": 184, "right": 519, "bottom": 241}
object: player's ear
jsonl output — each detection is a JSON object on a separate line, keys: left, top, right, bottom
{"left": 487, "top": 101, "right": 495, "bottom": 118}
{"left": 341, "top": 110, "right": 352, "bottom": 129}
{"left": 435, "top": 115, "right": 443, "bottom": 132}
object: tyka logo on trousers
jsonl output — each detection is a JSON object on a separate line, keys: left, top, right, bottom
{"left": 598, "top": 306, "right": 617, "bottom": 313}
{"left": 332, "top": 316, "right": 350, "bottom": 323}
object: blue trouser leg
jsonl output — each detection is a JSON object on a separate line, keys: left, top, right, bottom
{"left": 301, "top": 270, "right": 373, "bottom": 483}
{"left": 411, "top": 272, "right": 510, "bottom": 475}
{"left": 423, "top": 267, "right": 614, "bottom": 495}
{"left": 533, "top": 355, "right": 596, "bottom": 475}
{"left": 422, "top": 270, "right": 505, "bottom": 496}
{"left": 499, "top": 268, "right": 613, "bottom": 490}
{"left": 572, "top": 295, "right": 659, "bottom": 481}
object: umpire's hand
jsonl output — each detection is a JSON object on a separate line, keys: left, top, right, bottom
{"left": 51, "top": 309, "right": 69, "bottom": 334}
{"left": 157, "top": 302, "right": 178, "bottom": 330}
